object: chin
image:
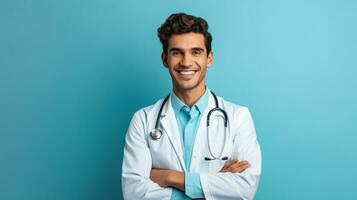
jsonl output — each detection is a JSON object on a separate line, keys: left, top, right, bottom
{"left": 175, "top": 81, "right": 199, "bottom": 91}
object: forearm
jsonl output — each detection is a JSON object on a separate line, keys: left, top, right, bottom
{"left": 168, "top": 170, "right": 185, "bottom": 191}
{"left": 150, "top": 169, "right": 205, "bottom": 199}
{"left": 122, "top": 173, "right": 172, "bottom": 200}
{"left": 150, "top": 169, "right": 185, "bottom": 191}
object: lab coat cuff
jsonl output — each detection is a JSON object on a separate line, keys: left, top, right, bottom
{"left": 185, "top": 172, "right": 205, "bottom": 198}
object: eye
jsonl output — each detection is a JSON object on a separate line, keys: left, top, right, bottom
{"left": 192, "top": 49, "right": 203, "bottom": 56}
{"left": 171, "top": 51, "right": 181, "bottom": 56}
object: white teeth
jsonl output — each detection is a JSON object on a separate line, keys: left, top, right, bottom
{"left": 179, "top": 71, "right": 195, "bottom": 75}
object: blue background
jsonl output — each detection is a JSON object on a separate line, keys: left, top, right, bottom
{"left": 1, "top": 0, "right": 356, "bottom": 199}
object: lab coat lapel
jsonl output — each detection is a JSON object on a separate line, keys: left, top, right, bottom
{"left": 160, "top": 95, "right": 186, "bottom": 171}
{"left": 190, "top": 92, "right": 216, "bottom": 171}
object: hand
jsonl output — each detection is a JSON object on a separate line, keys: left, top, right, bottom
{"left": 150, "top": 169, "right": 185, "bottom": 191}
{"left": 220, "top": 159, "right": 250, "bottom": 173}
{"left": 150, "top": 168, "right": 172, "bottom": 187}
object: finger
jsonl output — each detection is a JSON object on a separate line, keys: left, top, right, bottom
{"left": 223, "top": 161, "right": 250, "bottom": 173}
{"left": 238, "top": 163, "right": 250, "bottom": 173}
{"left": 232, "top": 162, "right": 251, "bottom": 173}
{"left": 223, "top": 164, "right": 248, "bottom": 173}
{"left": 223, "top": 160, "right": 245, "bottom": 172}
{"left": 220, "top": 160, "right": 232, "bottom": 172}
{"left": 221, "top": 159, "right": 239, "bottom": 172}
{"left": 237, "top": 161, "right": 249, "bottom": 167}
{"left": 225, "top": 159, "right": 239, "bottom": 168}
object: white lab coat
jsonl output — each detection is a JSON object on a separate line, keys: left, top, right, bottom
{"left": 122, "top": 92, "right": 261, "bottom": 200}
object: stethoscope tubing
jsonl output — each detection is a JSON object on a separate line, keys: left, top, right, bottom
{"left": 150, "top": 90, "right": 229, "bottom": 161}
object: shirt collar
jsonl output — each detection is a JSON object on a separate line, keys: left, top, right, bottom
{"left": 170, "top": 87, "right": 210, "bottom": 114}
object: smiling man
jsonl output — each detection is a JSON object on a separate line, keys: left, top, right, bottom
{"left": 122, "top": 13, "right": 261, "bottom": 200}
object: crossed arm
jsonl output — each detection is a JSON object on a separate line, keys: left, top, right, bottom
{"left": 150, "top": 159, "right": 251, "bottom": 192}
{"left": 123, "top": 108, "right": 261, "bottom": 199}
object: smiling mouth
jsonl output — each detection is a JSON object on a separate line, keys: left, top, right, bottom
{"left": 178, "top": 70, "right": 196, "bottom": 75}
{"left": 176, "top": 70, "right": 198, "bottom": 79}
{"left": 176, "top": 69, "right": 198, "bottom": 75}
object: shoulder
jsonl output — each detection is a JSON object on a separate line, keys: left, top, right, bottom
{"left": 136, "top": 98, "right": 165, "bottom": 115}
{"left": 127, "top": 98, "right": 165, "bottom": 136}
{"left": 130, "top": 98, "right": 165, "bottom": 123}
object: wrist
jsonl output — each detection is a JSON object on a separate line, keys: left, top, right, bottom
{"left": 166, "top": 170, "right": 176, "bottom": 186}
{"left": 168, "top": 170, "right": 185, "bottom": 191}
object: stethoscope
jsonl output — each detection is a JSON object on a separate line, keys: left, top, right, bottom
{"left": 149, "top": 91, "right": 229, "bottom": 161}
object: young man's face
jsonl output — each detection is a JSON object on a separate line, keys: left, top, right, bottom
{"left": 162, "top": 32, "right": 213, "bottom": 92}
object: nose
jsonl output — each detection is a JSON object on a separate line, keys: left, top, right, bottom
{"left": 179, "top": 53, "right": 193, "bottom": 67}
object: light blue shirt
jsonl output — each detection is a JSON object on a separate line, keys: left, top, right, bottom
{"left": 170, "top": 88, "right": 209, "bottom": 199}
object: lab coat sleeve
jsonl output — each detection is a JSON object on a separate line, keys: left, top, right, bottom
{"left": 200, "top": 107, "right": 261, "bottom": 200}
{"left": 122, "top": 111, "right": 172, "bottom": 200}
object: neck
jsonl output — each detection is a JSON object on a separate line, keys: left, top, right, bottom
{"left": 173, "top": 83, "right": 206, "bottom": 108}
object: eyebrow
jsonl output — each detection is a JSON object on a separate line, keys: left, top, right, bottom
{"left": 168, "top": 47, "right": 205, "bottom": 52}
{"left": 168, "top": 48, "right": 183, "bottom": 52}
{"left": 192, "top": 47, "right": 205, "bottom": 52}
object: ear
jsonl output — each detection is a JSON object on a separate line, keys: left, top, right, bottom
{"left": 207, "top": 51, "right": 213, "bottom": 68}
{"left": 161, "top": 52, "right": 169, "bottom": 68}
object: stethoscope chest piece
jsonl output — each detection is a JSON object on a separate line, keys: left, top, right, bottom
{"left": 150, "top": 129, "right": 162, "bottom": 140}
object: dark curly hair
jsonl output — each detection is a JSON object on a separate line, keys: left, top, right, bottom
{"left": 157, "top": 13, "right": 212, "bottom": 56}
